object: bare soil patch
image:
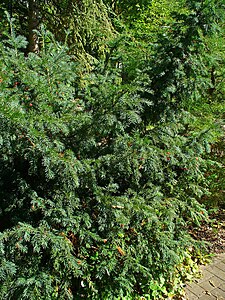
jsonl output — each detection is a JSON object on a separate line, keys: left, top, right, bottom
{"left": 190, "top": 209, "right": 225, "bottom": 254}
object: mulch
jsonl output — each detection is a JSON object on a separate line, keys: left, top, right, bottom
{"left": 189, "top": 209, "right": 225, "bottom": 254}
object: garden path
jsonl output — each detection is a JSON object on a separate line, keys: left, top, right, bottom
{"left": 184, "top": 252, "right": 225, "bottom": 299}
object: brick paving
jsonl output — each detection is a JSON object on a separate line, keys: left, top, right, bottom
{"left": 185, "top": 253, "right": 225, "bottom": 299}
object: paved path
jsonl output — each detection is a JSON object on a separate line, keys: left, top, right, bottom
{"left": 185, "top": 253, "right": 225, "bottom": 299}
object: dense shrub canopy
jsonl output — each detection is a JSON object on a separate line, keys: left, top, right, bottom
{"left": 0, "top": 0, "right": 224, "bottom": 299}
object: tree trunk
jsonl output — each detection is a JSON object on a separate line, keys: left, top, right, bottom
{"left": 28, "top": 0, "right": 39, "bottom": 53}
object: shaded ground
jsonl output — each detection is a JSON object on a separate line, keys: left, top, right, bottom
{"left": 189, "top": 209, "right": 225, "bottom": 254}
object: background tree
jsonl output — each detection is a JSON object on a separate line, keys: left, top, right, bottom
{"left": 0, "top": 0, "right": 114, "bottom": 62}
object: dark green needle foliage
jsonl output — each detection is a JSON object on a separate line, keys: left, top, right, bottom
{"left": 0, "top": 0, "right": 224, "bottom": 299}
